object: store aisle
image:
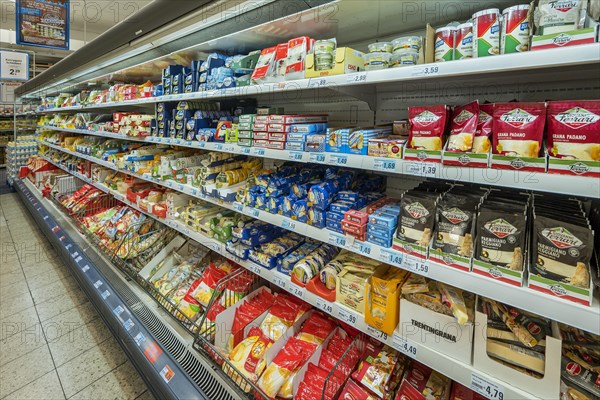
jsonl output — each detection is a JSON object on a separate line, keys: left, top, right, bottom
{"left": 0, "top": 193, "right": 154, "bottom": 400}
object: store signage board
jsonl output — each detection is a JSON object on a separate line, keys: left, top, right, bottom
{"left": 0, "top": 82, "right": 24, "bottom": 102}
{"left": 16, "top": 0, "right": 70, "bottom": 50}
{"left": 0, "top": 51, "right": 29, "bottom": 81}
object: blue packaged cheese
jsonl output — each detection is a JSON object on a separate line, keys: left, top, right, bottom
{"left": 277, "top": 241, "right": 321, "bottom": 276}
{"left": 330, "top": 201, "right": 354, "bottom": 214}
{"left": 293, "top": 200, "right": 309, "bottom": 223}
{"left": 308, "top": 207, "right": 327, "bottom": 228}
{"left": 285, "top": 141, "right": 305, "bottom": 151}
{"left": 291, "top": 123, "right": 328, "bottom": 134}
{"left": 338, "top": 191, "right": 360, "bottom": 202}
{"left": 326, "top": 210, "right": 345, "bottom": 222}
{"left": 308, "top": 181, "right": 337, "bottom": 210}
{"left": 267, "top": 196, "right": 283, "bottom": 214}
{"left": 366, "top": 234, "right": 393, "bottom": 248}
{"left": 326, "top": 219, "right": 344, "bottom": 233}
{"left": 282, "top": 194, "right": 298, "bottom": 217}
{"left": 326, "top": 127, "right": 351, "bottom": 153}
{"left": 367, "top": 224, "right": 395, "bottom": 240}
{"left": 369, "top": 211, "right": 398, "bottom": 229}
{"left": 380, "top": 204, "right": 401, "bottom": 216}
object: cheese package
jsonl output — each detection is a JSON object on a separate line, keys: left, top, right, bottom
{"left": 338, "top": 379, "right": 379, "bottom": 400}
{"left": 396, "top": 191, "right": 438, "bottom": 246}
{"left": 447, "top": 101, "right": 479, "bottom": 152}
{"left": 493, "top": 102, "right": 546, "bottom": 157}
{"left": 547, "top": 100, "right": 600, "bottom": 161}
{"left": 256, "top": 337, "right": 317, "bottom": 397}
{"left": 336, "top": 264, "right": 381, "bottom": 314}
{"left": 223, "top": 327, "right": 273, "bottom": 392}
{"left": 365, "top": 267, "right": 409, "bottom": 334}
{"left": 472, "top": 103, "right": 494, "bottom": 154}
{"left": 352, "top": 345, "right": 403, "bottom": 398}
{"left": 432, "top": 193, "right": 481, "bottom": 257}
{"left": 537, "top": 0, "right": 587, "bottom": 35}
{"left": 450, "top": 382, "right": 488, "bottom": 400}
{"left": 486, "top": 340, "right": 545, "bottom": 375}
{"left": 408, "top": 105, "right": 449, "bottom": 150}
{"left": 476, "top": 205, "right": 527, "bottom": 270}
{"left": 258, "top": 298, "right": 298, "bottom": 342}
{"left": 396, "top": 360, "right": 452, "bottom": 400}
{"left": 437, "top": 282, "right": 469, "bottom": 325}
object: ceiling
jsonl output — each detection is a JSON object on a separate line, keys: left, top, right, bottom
{"left": 0, "top": 0, "right": 153, "bottom": 64}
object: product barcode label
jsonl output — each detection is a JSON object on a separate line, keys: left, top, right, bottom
{"left": 337, "top": 307, "right": 357, "bottom": 324}
{"left": 113, "top": 305, "right": 125, "bottom": 317}
{"left": 134, "top": 332, "right": 146, "bottom": 347}
{"left": 406, "top": 162, "right": 437, "bottom": 178}
{"left": 328, "top": 154, "right": 348, "bottom": 166}
{"left": 281, "top": 219, "right": 296, "bottom": 231}
{"left": 373, "top": 158, "right": 397, "bottom": 172}
{"left": 405, "top": 256, "right": 430, "bottom": 276}
{"left": 93, "top": 280, "right": 103, "bottom": 289}
{"left": 223, "top": 144, "right": 235, "bottom": 153}
{"left": 316, "top": 298, "right": 334, "bottom": 315}
{"left": 309, "top": 153, "right": 325, "bottom": 163}
{"left": 366, "top": 325, "right": 389, "bottom": 341}
{"left": 471, "top": 374, "right": 504, "bottom": 400}
{"left": 274, "top": 277, "right": 287, "bottom": 289}
{"left": 101, "top": 290, "right": 110, "bottom": 299}
{"left": 392, "top": 333, "right": 418, "bottom": 357}
{"left": 123, "top": 319, "right": 134, "bottom": 331}
{"left": 288, "top": 151, "right": 303, "bottom": 161}
{"left": 346, "top": 71, "right": 367, "bottom": 84}
{"left": 82, "top": 265, "right": 90, "bottom": 272}
{"left": 288, "top": 283, "right": 305, "bottom": 299}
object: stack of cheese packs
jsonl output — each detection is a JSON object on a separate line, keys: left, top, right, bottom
{"left": 480, "top": 298, "right": 551, "bottom": 378}
{"left": 559, "top": 324, "right": 600, "bottom": 400}
{"left": 402, "top": 274, "right": 474, "bottom": 325}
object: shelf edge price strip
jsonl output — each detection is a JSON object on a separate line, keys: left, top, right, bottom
{"left": 392, "top": 333, "right": 418, "bottom": 357}
{"left": 470, "top": 373, "right": 505, "bottom": 400}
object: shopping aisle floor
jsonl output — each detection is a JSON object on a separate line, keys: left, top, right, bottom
{"left": 0, "top": 193, "right": 154, "bottom": 400}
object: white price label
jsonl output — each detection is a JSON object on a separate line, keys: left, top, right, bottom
{"left": 241, "top": 147, "right": 251, "bottom": 154}
{"left": 412, "top": 64, "right": 441, "bottom": 77}
{"left": 198, "top": 142, "right": 206, "bottom": 148}
{"left": 274, "top": 277, "right": 287, "bottom": 289}
{"left": 113, "top": 305, "right": 125, "bottom": 317}
{"left": 346, "top": 71, "right": 367, "bottom": 84}
{"left": 43, "top": 215, "right": 49, "bottom": 220}
{"left": 471, "top": 374, "right": 505, "bottom": 400}
{"left": 281, "top": 219, "right": 296, "bottom": 231}
{"left": 65, "top": 244, "right": 72, "bottom": 250}
{"left": 308, "top": 78, "right": 328, "bottom": 88}
{"left": 93, "top": 280, "right": 103, "bottom": 289}
{"left": 373, "top": 158, "right": 397, "bottom": 172}
{"left": 407, "top": 162, "right": 437, "bottom": 177}
{"left": 123, "top": 319, "right": 135, "bottom": 331}
{"left": 250, "top": 264, "right": 262, "bottom": 276}
{"left": 134, "top": 332, "right": 146, "bottom": 346}
{"left": 288, "top": 283, "right": 305, "bottom": 299}
{"left": 392, "top": 334, "right": 418, "bottom": 357}
{"left": 316, "top": 298, "right": 334, "bottom": 315}
{"left": 380, "top": 249, "right": 403, "bottom": 265}
{"left": 253, "top": 148, "right": 265, "bottom": 157}
{"left": 405, "top": 256, "right": 430, "bottom": 276}
{"left": 288, "top": 151, "right": 303, "bottom": 161}
{"left": 71, "top": 252, "right": 79, "bottom": 259}
{"left": 328, "top": 154, "right": 348, "bottom": 166}
{"left": 224, "top": 144, "right": 235, "bottom": 153}
{"left": 82, "top": 265, "right": 90, "bottom": 272}
{"left": 309, "top": 153, "right": 325, "bottom": 163}
{"left": 190, "top": 188, "right": 198, "bottom": 196}
{"left": 177, "top": 184, "right": 184, "bottom": 191}
{"left": 354, "top": 241, "right": 372, "bottom": 256}
{"left": 250, "top": 209, "right": 260, "bottom": 218}
{"left": 101, "top": 290, "right": 110, "bottom": 299}
{"left": 174, "top": 139, "right": 182, "bottom": 145}
{"left": 328, "top": 233, "right": 347, "bottom": 248}
{"left": 366, "top": 325, "right": 389, "bottom": 341}
{"left": 337, "top": 307, "right": 357, "bottom": 325}
{"left": 233, "top": 202, "right": 244, "bottom": 212}
{"left": 214, "top": 143, "right": 223, "bottom": 151}
{"left": 74, "top": 256, "right": 82, "bottom": 263}
{"left": 167, "top": 181, "right": 173, "bottom": 188}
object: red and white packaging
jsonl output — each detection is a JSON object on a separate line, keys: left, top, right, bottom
{"left": 251, "top": 46, "right": 277, "bottom": 83}
{"left": 450, "top": 382, "right": 488, "bottom": 400}
{"left": 267, "top": 43, "right": 289, "bottom": 83}
{"left": 472, "top": 103, "right": 494, "bottom": 154}
{"left": 285, "top": 36, "right": 314, "bottom": 81}
{"left": 342, "top": 219, "right": 367, "bottom": 236}
{"left": 547, "top": 100, "right": 600, "bottom": 161}
{"left": 254, "top": 139, "right": 269, "bottom": 148}
{"left": 408, "top": 105, "right": 449, "bottom": 150}
{"left": 268, "top": 132, "right": 287, "bottom": 141}
{"left": 345, "top": 210, "right": 369, "bottom": 225}
{"left": 268, "top": 114, "right": 327, "bottom": 124}
{"left": 268, "top": 140, "right": 286, "bottom": 150}
{"left": 338, "top": 379, "right": 379, "bottom": 400}
{"left": 492, "top": 102, "right": 546, "bottom": 157}
{"left": 395, "top": 361, "right": 452, "bottom": 400}
{"left": 253, "top": 131, "right": 269, "bottom": 140}
{"left": 447, "top": 101, "right": 479, "bottom": 152}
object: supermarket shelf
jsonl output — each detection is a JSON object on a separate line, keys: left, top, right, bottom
{"left": 39, "top": 127, "right": 600, "bottom": 198}
{"left": 40, "top": 155, "right": 545, "bottom": 400}
{"left": 39, "top": 143, "right": 600, "bottom": 335}
{"left": 14, "top": 179, "right": 222, "bottom": 400}
{"left": 32, "top": 44, "right": 600, "bottom": 113}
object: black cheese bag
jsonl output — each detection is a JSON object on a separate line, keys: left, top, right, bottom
{"left": 432, "top": 195, "right": 480, "bottom": 256}
{"left": 533, "top": 216, "right": 593, "bottom": 289}
{"left": 397, "top": 192, "right": 438, "bottom": 246}
{"left": 477, "top": 207, "right": 526, "bottom": 271}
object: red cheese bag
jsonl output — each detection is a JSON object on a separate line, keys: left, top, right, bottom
{"left": 472, "top": 103, "right": 494, "bottom": 154}
{"left": 493, "top": 102, "right": 546, "bottom": 157}
{"left": 547, "top": 100, "right": 600, "bottom": 161}
{"left": 448, "top": 101, "right": 479, "bottom": 152}
{"left": 408, "top": 105, "right": 449, "bottom": 150}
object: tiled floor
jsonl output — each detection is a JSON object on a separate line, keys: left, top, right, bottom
{"left": 0, "top": 193, "right": 153, "bottom": 400}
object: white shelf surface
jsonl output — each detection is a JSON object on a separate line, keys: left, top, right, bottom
{"left": 40, "top": 141, "right": 600, "bottom": 335}
{"left": 39, "top": 126, "right": 600, "bottom": 198}
{"left": 41, "top": 153, "right": 547, "bottom": 400}
{"left": 32, "top": 43, "right": 600, "bottom": 112}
